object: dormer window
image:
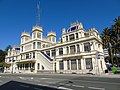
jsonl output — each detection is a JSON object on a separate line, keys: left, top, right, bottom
{"left": 68, "top": 26, "right": 78, "bottom": 32}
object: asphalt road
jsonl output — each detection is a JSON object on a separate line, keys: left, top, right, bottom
{"left": 0, "top": 74, "right": 120, "bottom": 90}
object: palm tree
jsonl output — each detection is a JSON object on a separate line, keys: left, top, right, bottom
{"left": 101, "top": 28, "right": 114, "bottom": 65}
{"left": 101, "top": 16, "right": 120, "bottom": 66}
{"left": 112, "top": 17, "right": 120, "bottom": 66}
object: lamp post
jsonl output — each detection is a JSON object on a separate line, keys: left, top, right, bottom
{"left": 53, "top": 48, "right": 56, "bottom": 73}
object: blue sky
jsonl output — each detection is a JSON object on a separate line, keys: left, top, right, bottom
{"left": 0, "top": 0, "right": 120, "bottom": 50}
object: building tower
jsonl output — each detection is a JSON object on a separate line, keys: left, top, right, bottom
{"left": 32, "top": 0, "right": 43, "bottom": 40}
{"left": 47, "top": 32, "right": 56, "bottom": 43}
{"left": 21, "top": 32, "right": 31, "bottom": 44}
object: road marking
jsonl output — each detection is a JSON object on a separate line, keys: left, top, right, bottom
{"left": 58, "top": 86, "right": 73, "bottom": 90}
{"left": 40, "top": 78, "right": 52, "bottom": 79}
{"left": 46, "top": 81, "right": 56, "bottom": 84}
{"left": 34, "top": 87, "right": 43, "bottom": 90}
{"left": 20, "top": 84, "right": 29, "bottom": 88}
{"left": 72, "top": 84, "right": 85, "bottom": 88}
{"left": 88, "top": 87, "right": 105, "bottom": 90}
{"left": 59, "top": 83, "right": 85, "bottom": 88}
{"left": 31, "top": 77, "right": 34, "bottom": 79}
{"left": 19, "top": 77, "right": 27, "bottom": 80}
{"left": 73, "top": 80, "right": 120, "bottom": 85}
{"left": 19, "top": 77, "right": 23, "bottom": 79}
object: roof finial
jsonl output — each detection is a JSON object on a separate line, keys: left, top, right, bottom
{"left": 37, "top": 0, "right": 40, "bottom": 26}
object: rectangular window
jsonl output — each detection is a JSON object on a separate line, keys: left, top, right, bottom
{"left": 70, "top": 45, "right": 76, "bottom": 54}
{"left": 85, "top": 58, "right": 93, "bottom": 69}
{"left": 77, "top": 44, "right": 80, "bottom": 53}
{"left": 76, "top": 33, "right": 78, "bottom": 39}
{"left": 29, "top": 53, "right": 31, "bottom": 59}
{"left": 26, "top": 54, "right": 29, "bottom": 59}
{"left": 37, "top": 42, "right": 41, "bottom": 49}
{"left": 30, "top": 63, "right": 31, "bottom": 68}
{"left": 66, "top": 46, "right": 69, "bottom": 54}
{"left": 98, "top": 43, "right": 100, "bottom": 48}
{"left": 52, "top": 37, "right": 55, "bottom": 42}
{"left": 21, "top": 46, "right": 23, "bottom": 52}
{"left": 37, "top": 32, "right": 41, "bottom": 39}
{"left": 59, "top": 61, "right": 64, "bottom": 70}
{"left": 66, "top": 36, "right": 68, "bottom": 42}
{"left": 69, "top": 34, "right": 75, "bottom": 41}
{"left": 21, "top": 55, "right": 22, "bottom": 60}
{"left": 38, "top": 63, "right": 40, "bottom": 70}
{"left": 84, "top": 42, "right": 91, "bottom": 52}
{"left": 25, "top": 63, "right": 28, "bottom": 70}
{"left": 33, "top": 42, "right": 36, "bottom": 49}
{"left": 52, "top": 49, "right": 56, "bottom": 57}
{"left": 32, "top": 63, "right": 35, "bottom": 68}
{"left": 59, "top": 48, "right": 63, "bottom": 55}
{"left": 71, "top": 59, "right": 77, "bottom": 70}
{"left": 20, "top": 64, "right": 22, "bottom": 70}
{"left": 33, "top": 52, "right": 35, "bottom": 58}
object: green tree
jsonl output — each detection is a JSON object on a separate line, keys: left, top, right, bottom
{"left": 0, "top": 50, "right": 6, "bottom": 62}
{"left": 101, "top": 28, "right": 114, "bottom": 65}
{"left": 101, "top": 16, "right": 120, "bottom": 66}
{"left": 5, "top": 45, "right": 12, "bottom": 52}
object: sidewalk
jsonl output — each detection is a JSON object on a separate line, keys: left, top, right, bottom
{"left": 0, "top": 72, "right": 120, "bottom": 78}
{"left": 97, "top": 73, "right": 120, "bottom": 78}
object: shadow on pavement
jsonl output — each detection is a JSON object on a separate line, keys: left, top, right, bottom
{"left": 0, "top": 80, "right": 59, "bottom": 90}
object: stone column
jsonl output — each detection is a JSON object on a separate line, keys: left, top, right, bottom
{"left": 75, "top": 44, "right": 77, "bottom": 53}
{"left": 81, "top": 58, "right": 85, "bottom": 74}
{"left": 79, "top": 43, "right": 82, "bottom": 52}
{"left": 74, "top": 33, "right": 76, "bottom": 40}
{"left": 50, "top": 50, "right": 52, "bottom": 57}
{"left": 64, "top": 60, "right": 67, "bottom": 70}
{"left": 34, "top": 62, "right": 37, "bottom": 73}
{"left": 28, "top": 63, "right": 30, "bottom": 70}
{"left": 76, "top": 59, "right": 79, "bottom": 70}
{"left": 69, "top": 60, "right": 71, "bottom": 70}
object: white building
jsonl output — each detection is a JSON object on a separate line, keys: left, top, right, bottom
{"left": 4, "top": 21, "right": 107, "bottom": 74}
{"left": 4, "top": 1, "right": 107, "bottom": 74}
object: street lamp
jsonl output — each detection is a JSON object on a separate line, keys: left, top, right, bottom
{"left": 53, "top": 48, "right": 56, "bottom": 73}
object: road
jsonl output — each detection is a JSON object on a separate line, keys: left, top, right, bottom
{"left": 0, "top": 73, "right": 120, "bottom": 90}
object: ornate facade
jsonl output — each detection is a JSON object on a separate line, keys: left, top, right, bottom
{"left": 4, "top": 21, "right": 107, "bottom": 74}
